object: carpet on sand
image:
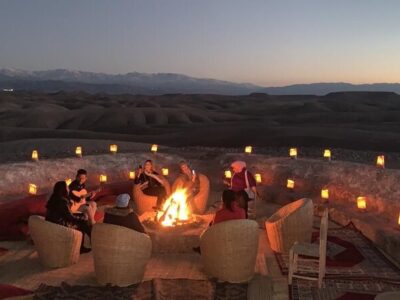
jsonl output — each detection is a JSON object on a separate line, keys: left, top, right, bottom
{"left": 34, "top": 279, "right": 248, "bottom": 300}
{"left": 273, "top": 223, "right": 400, "bottom": 300}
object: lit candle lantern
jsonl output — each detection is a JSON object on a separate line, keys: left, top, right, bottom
{"left": 255, "top": 173, "right": 262, "bottom": 183}
{"left": 245, "top": 146, "right": 252, "bottom": 154}
{"left": 357, "top": 196, "right": 367, "bottom": 210}
{"left": 65, "top": 178, "right": 72, "bottom": 186}
{"left": 287, "top": 179, "right": 295, "bottom": 189}
{"left": 110, "top": 144, "right": 118, "bottom": 154}
{"left": 225, "top": 170, "right": 232, "bottom": 179}
{"left": 289, "top": 148, "right": 297, "bottom": 159}
{"left": 28, "top": 183, "right": 37, "bottom": 195}
{"left": 129, "top": 171, "right": 136, "bottom": 180}
{"left": 32, "top": 150, "right": 39, "bottom": 161}
{"left": 321, "top": 189, "right": 329, "bottom": 200}
{"left": 323, "top": 149, "right": 331, "bottom": 160}
{"left": 376, "top": 155, "right": 385, "bottom": 168}
{"left": 99, "top": 174, "right": 107, "bottom": 183}
{"left": 162, "top": 168, "right": 169, "bottom": 176}
{"left": 75, "top": 146, "right": 82, "bottom": 157}
{"left": 151, "top": 144, "right": 158, "bottom": 153}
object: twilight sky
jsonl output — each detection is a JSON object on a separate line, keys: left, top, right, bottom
{"left": 1, "top": 0, "right": 399, "bottom": 86}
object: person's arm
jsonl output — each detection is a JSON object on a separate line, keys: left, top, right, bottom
{"left": 60, "top": 200, "right": 87, "bottom": 224}
{"left": 247, "top": 172, "right": 258, "bottom": 198}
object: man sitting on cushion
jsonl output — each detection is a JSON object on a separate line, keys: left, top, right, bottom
{"left": 103, "top": 193, "right": 146, "bottom": 233}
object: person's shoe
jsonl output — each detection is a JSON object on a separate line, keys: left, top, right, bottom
{"left": 80, "top": 247, "right": 92, "bottom": 254}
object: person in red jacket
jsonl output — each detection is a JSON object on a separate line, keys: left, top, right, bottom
{"left": 212, "top": 189, "right": 246, "bottom": 225}
{"left": 224, "top": 161, "right": 258, "bottom": 217}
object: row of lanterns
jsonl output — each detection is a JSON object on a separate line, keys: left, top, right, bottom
{"left": 31, "top": 144, "right": 160, "bottom": 161}
{"left": 244, "top": 146, "right": 388, "bottom": 168}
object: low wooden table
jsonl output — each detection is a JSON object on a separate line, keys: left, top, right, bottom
{"left": 140, "top": 212, "right": 214, "bottom": 253}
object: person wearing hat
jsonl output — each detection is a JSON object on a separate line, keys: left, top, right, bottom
{"left": 103, "top": 193, "right": 145, "bottom": 233}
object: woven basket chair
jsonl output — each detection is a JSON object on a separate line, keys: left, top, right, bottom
{"left": 200, "top": 219, "right": 259, "bottom": 283}
{"left": 172, "top": 173, "right": 210, "bottom": 214}
{"left": 92, "top": 223, "right": 152, "bottom": 286}
{"left": 133, "top": 178, "right": 171, "bottom": 215}
{"left": 265, "top": 198, "right": 314, "bottom": 253}
{"left": 28, "top": 215, "right": 82, "bottom": 268}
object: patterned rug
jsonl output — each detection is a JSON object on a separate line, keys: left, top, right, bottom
{"left": 275, "top": 223, "right": 400, "bottom": 282}
{"left": 274, "top": 223, "right": 400, "bottom": 300}
{"left": 290, "top": 277, "right": 400, "bottom": 300}
{"left": 34, "top": 278, "right": 248, "bottom": 300}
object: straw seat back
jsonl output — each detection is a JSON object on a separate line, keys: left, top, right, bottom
{"left": 28, "top": 215, "right": 82, "bottom": 268}
{"left": 133, "top": 179, "right": 170, "bottom": 215}
{"left": 200, "top": 219, "right": 259, "bottom": 283}
{"left": 92, "top": 223, "right": 152, "bottom": 286}
{"left": 265, "top": 198, "right": 313, "bottom": 253}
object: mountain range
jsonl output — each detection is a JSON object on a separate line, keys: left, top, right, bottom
{"left": 1, "top": 68, "right": 400, "bottom": 95}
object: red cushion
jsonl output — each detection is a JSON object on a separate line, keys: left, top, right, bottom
{"left": 0, "top": 181, "right": 133, "bottom": 241}
{"left": 0, "top": 284, "right": 32, "bottom": 299}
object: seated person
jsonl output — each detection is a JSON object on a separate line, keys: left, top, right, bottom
{"left": 223, "top": 161, "right": 258, "bottom": 218}
{"left": 212, "top": 190, "right": 246, "bottom": 225}
{"left": 172, "top": 161, "right": 200, "bottom": 200}
{"left": 193, "top": 190, "right": 246, "bottom": 254}
{"left": 103, "top": 193, "right": 145, "bottom": 233}
{"left": 68, "top": 169, "right": 98, "bottom": 216}
{"left": 134, "top": 160, "right": 167, "bottom": 209}
{"left": 46, "top": 181, "right": 95, "bottom": 253}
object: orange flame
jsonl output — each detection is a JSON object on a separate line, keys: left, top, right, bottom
{"left": 157, "top": 189, "right": 192, "bottom": 227}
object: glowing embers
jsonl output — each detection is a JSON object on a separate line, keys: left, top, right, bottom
{"left": 156, "top": 189, "right": 193, "bottom": 227}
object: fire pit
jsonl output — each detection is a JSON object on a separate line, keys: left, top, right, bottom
{"left": 141, "top": 189, "right": 214, "bottom": 253}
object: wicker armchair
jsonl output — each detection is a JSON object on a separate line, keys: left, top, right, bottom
{"left": 28, "top": 215, "right": 82, "bottom": 268}
{"left": 172, "top": 173, "right": 210, "bottom": 214}
{"left": 265, "top": 198, "right": 314, "bottom": 253}
{"left": 133, "top": 179, "right": 171, "bottom": 215}
{"left": 92, "top": 223, "right": 152, "bottom": 286}
{"left": 200, "top": 219, "right": 259, "bottom": 283}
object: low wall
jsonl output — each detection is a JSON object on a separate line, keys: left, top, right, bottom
{"left": 0, "top": 153, "right": 183, "bottom": 201}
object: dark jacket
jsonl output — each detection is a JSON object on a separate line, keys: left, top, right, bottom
{"left": 134, "top": 171, "right": 163, "bottom": 189}
{"left": 103, "top": 207, "right": 146, "bottom": 233}
{"left": 45, "top": 196, "right": 87, "bottom": 228}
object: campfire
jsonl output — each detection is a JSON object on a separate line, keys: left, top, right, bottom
{"left": 156, "top": 189, "right": 194, "bottom": 227}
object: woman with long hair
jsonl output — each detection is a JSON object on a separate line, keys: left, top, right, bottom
{"left": 134, "top": 160, "right": 167, "bottom": 209}
{"left": 212, "top": 189, "right": 246, "bottom": 225}
{"left": 46, "top": 181, "right": 94, "bottom": 253}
